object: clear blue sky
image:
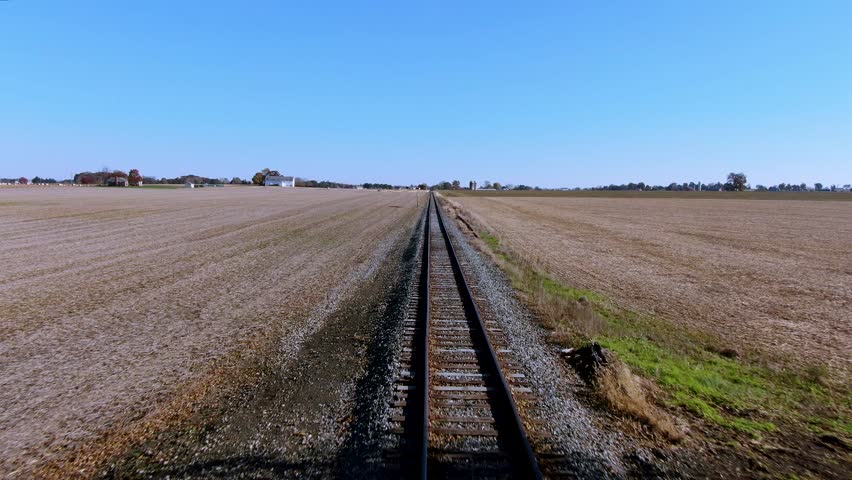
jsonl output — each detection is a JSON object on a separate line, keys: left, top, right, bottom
{"left": 2, "top": 1, "right": 850, "bottom": 187}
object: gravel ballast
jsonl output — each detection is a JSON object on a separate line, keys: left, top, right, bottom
{"left": 435, "top": 196, "right": 631, "bottom": 478}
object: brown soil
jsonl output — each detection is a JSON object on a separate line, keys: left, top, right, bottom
{"left": 451, "top": 196, "right": 852, "bottom": 376}
{"left": 101, "top": 212, "right": 421, "bottom": 478}
{"left": 0, "top": 187, "right": 424, "bottom": 478}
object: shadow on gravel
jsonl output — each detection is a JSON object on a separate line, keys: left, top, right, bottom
{"left": 151, "top": 456, "right": 328, "bottom": 478}
{"left": 334, "top": 208, "right": 425, "bottom": 478}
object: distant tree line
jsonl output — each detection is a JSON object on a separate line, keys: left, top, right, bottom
{"left": 143, "top": 174, "right": 230, "bottom": 185}
{"left": 590, "top": 173, "right": 848, "bottom": 192}
{"left": 297, "top": 178, "right": 355, "bottom": 188}
{"left": 428, "top": 173, "right": 851, "bottom": 193}
{"left": 0, "top": 177, "right": 41, "bottom": 184}
{"left": 70, "top": 169, "right": 241, "bottom": 185}
{"left": 753, "top": 182, "right": 850, "bottom": 192}
{"left": 361, "top": 183, "right": 393, "bottom": 189}
{"left": 432, "top": 179, "right": 535, "bottom": 191}
{"left": 30, "top": 176, "right": 59, "bottom": 184}
{"left": 73, "top": 169, "right": 145, "bottom": 185}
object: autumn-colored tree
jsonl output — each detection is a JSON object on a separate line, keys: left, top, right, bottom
{"left": 128, "top": 169, "right": 142, "bottom": 185}
{"left": 19, "top": 177, "right": 28, "bottom": 185}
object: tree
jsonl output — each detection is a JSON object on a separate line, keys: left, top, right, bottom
{"left": 452, "top": 180, "right": 460, "bottom": 190}
{"left": 128, "top": 169, "right": 142, "bottom": 185}
{"left": 483, "top": 180, "right": 492, "bottom": 189}
{"left": 363, "top": 183, "right": 393, "bottom": 190}
{"left": 252, "top": 172, "right": 266, "bottom": 185}
{"left": 32, "top": 176, "right": 43, "bottom": 184}
{"left": 493, "top": 182, "right": 502, "bottom": 190}
{"left": 814, "top": 183, "right": 823, "bottom": 191}
{"left": 230, "top": 177, "right": 243, "bottom": 184}
{"left": 727, "top": 172, "right": 747, "bottom": 191}
{"left": 19, "top": 177, "right": 28, "bottom": 185}
{"left": 418, "top": 183, "right": 428, "bottom": 190}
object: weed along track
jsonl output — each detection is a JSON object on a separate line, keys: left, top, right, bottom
{"left": 386, "top": 194, "right": 555, "bottom": 478}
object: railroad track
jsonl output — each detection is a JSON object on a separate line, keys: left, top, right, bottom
{"left": 387, "top": 193, "right": 544, "bottom": 479}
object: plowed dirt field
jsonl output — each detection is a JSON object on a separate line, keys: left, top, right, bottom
{"left": 449, "top": 195, "right": 851, "bottom": 374}
{"left": 0, "top": 187, "right": 422, "bottom": 477}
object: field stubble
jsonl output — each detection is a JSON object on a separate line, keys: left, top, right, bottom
{"left": 448, "top": 195, "right": 851, "bottom": 373}
{"left": 0, "top": 187, "right": 423, "bottom": 477}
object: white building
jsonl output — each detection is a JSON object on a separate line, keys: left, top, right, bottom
{"left": 264, "top": 175, "right": 295, "bottom": 187}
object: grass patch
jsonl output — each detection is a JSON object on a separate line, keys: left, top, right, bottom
{"left": 480, "top": 231, "right": 500, "bottom": 250}
{"left": 475, "top": 228, "right": 849, "bottom": 438}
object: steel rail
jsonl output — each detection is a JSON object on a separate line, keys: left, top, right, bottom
{"left": 412, "top": 195, "right": 431, "bottom": 479}
{"left": 431, "top": 193, "right": 544, "bottom": 480}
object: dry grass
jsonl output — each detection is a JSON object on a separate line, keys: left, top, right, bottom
{"left": 0, "top": 187, "right": 424, "bottom": 478}
{"left": 596, "top": 356, "right": 684, "bottom": 441}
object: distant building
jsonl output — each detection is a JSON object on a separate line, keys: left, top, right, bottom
{"left": 105, "top": 176, "right": 128, "bottom": 187}
{"left": 264, "top": 175, "right": 295, "bottom": 187}
{"left": 185, "top": 182, "right": 195, "bottom": 188}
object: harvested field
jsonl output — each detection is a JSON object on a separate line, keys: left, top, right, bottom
{"left": 445, "top": 194, "right": 852, "bottom": 374}
{"left": 0, "top": 187, "right": 423, "bottom": 477}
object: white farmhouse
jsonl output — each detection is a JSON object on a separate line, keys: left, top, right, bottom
{"left": 264, "top": 175, "right": 295, "bottom": 187}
